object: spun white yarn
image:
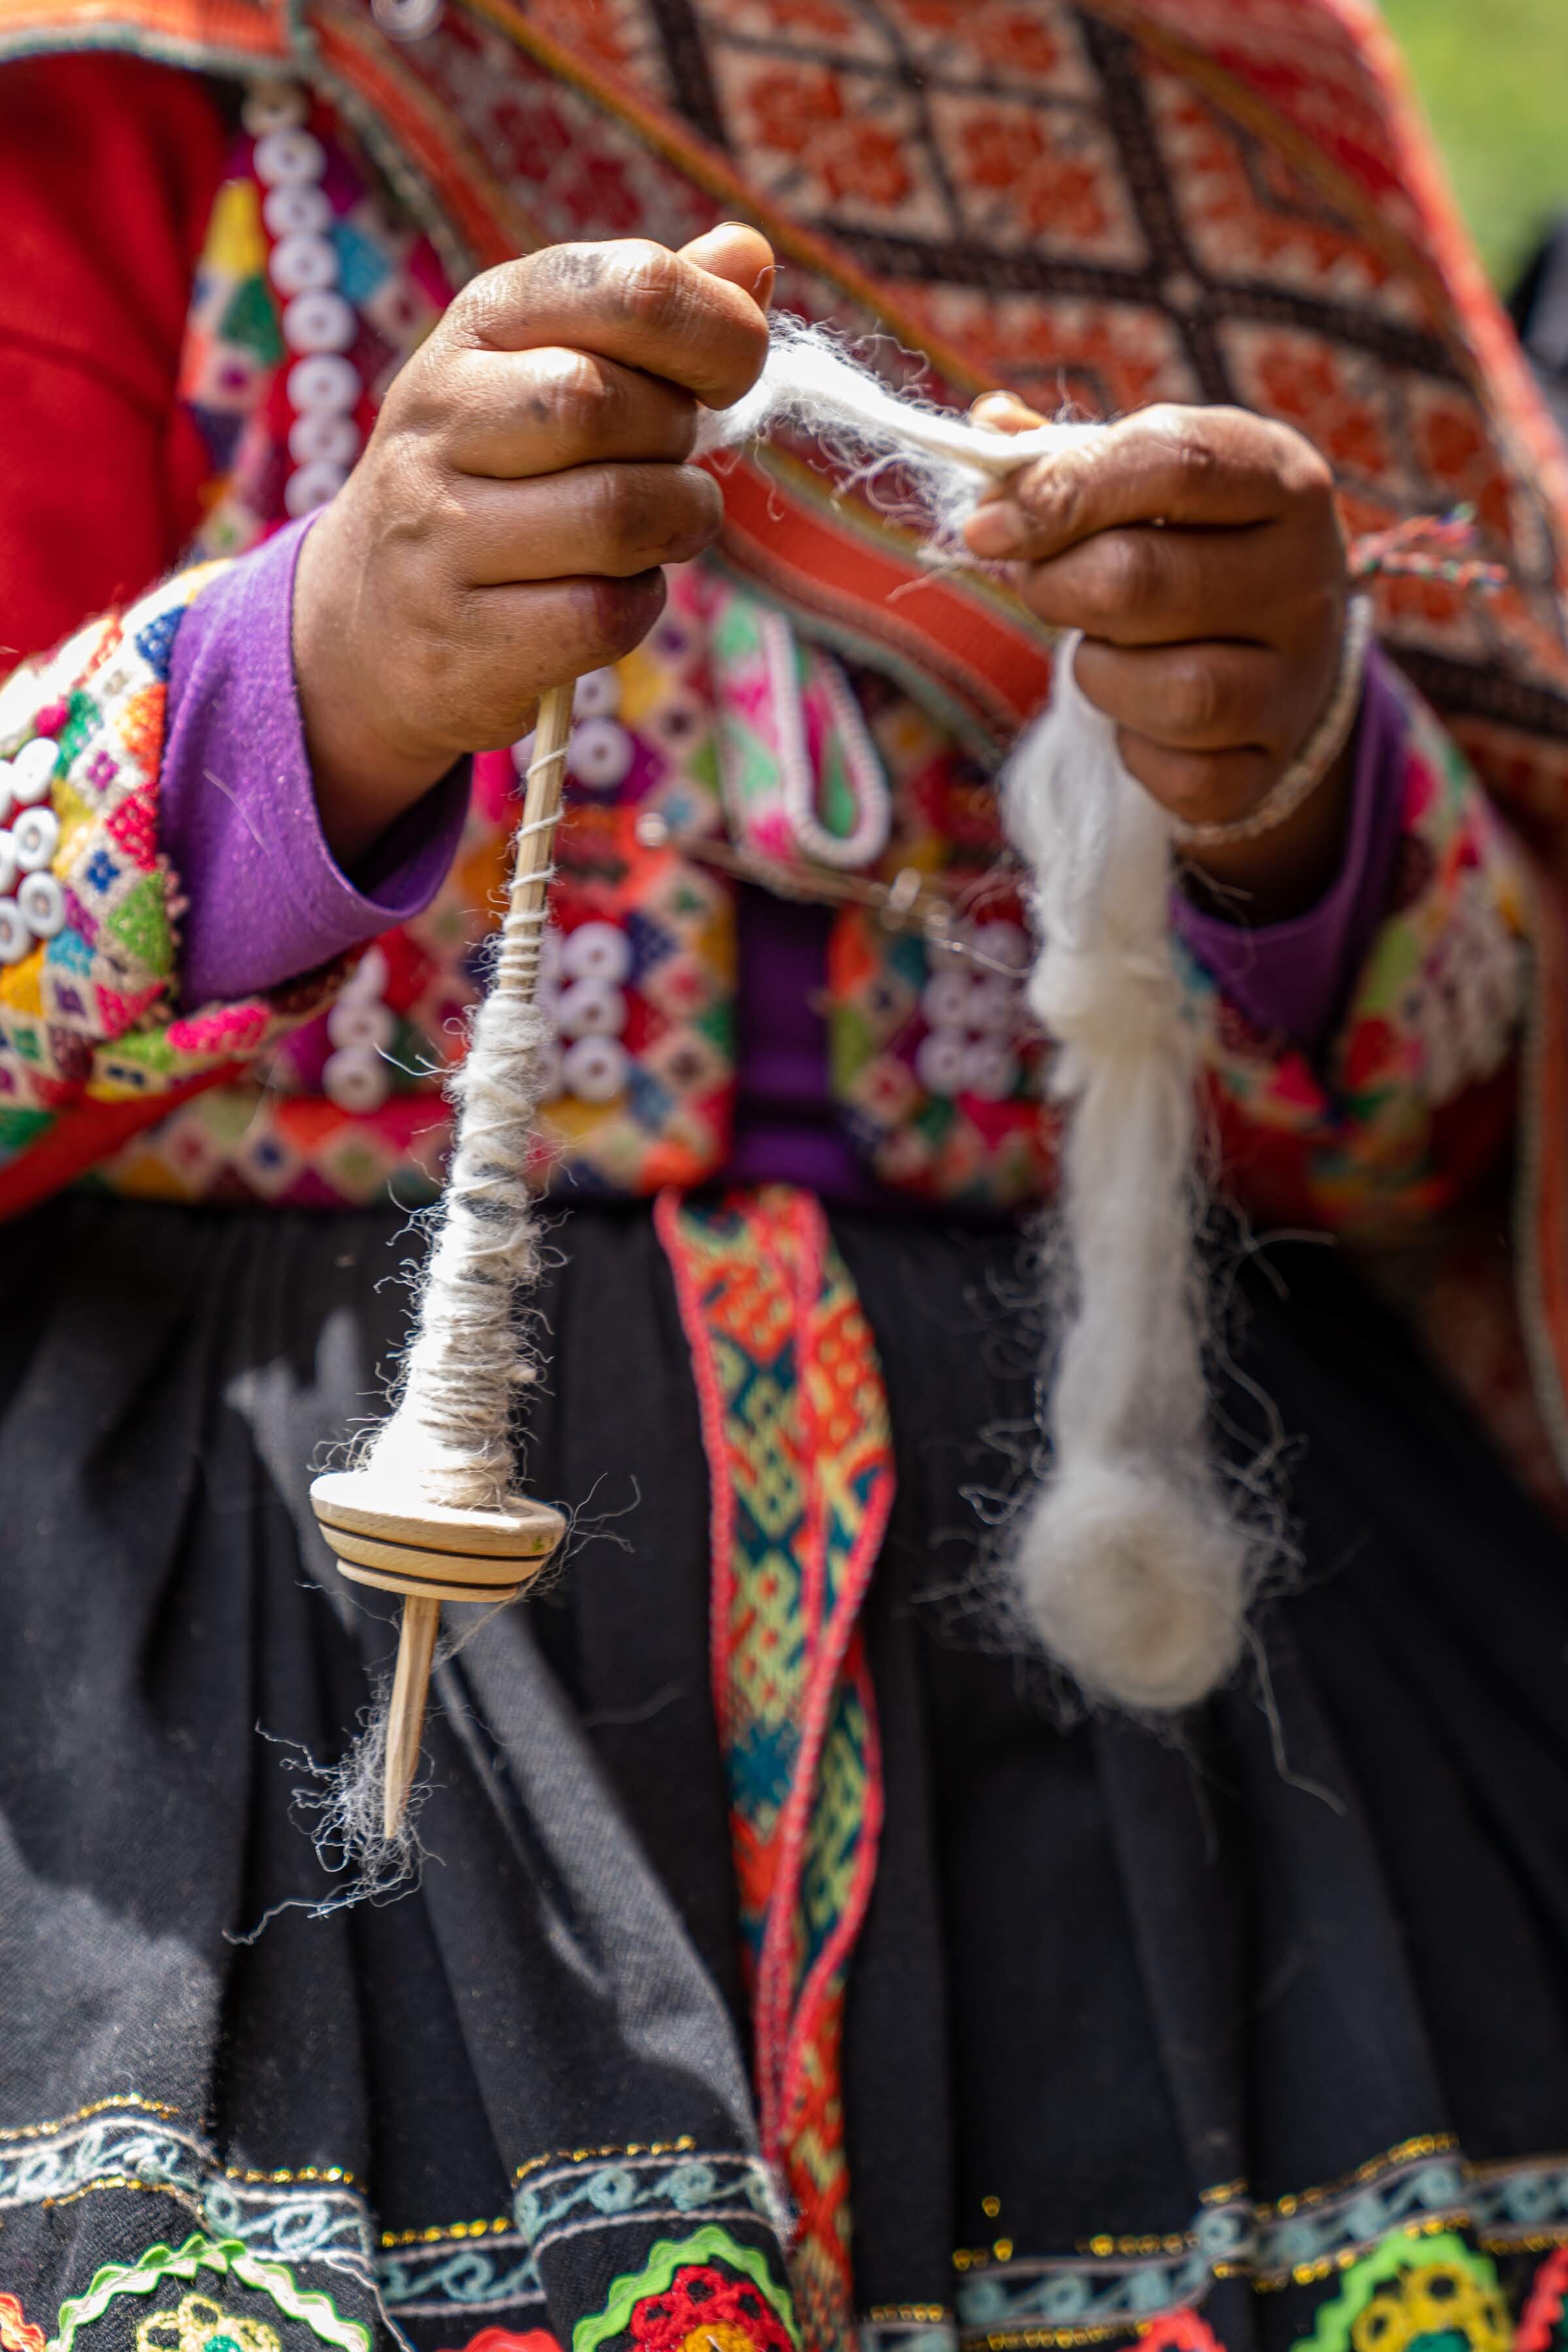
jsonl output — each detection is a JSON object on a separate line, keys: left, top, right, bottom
{"left": 365, "top": 314, "right": 1253, "bottom": 1713}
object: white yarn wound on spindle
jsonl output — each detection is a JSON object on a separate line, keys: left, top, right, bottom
{"left": 1002, "top": 643, "right": 1256, "bottom": 1709}
{"left": 364, "top": 798, "right": 561, "bottom": 1513}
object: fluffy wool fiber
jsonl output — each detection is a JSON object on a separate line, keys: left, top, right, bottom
{"left": 694, "top": 312, "right": 1090, "bottom": 543}
{"left": 1001, "top": 645, "right": 1256, "bottom": 1707}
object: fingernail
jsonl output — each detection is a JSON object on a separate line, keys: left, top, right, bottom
{"left": 755, "top": 261, "right": 776, "bottom": 310}
{"left": 966, "top": 500, "right": 1027, "bottom": 557}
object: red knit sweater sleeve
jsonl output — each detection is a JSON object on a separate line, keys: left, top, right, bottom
{"left": 0, "top": 54, "right": 229, "bottom": 664}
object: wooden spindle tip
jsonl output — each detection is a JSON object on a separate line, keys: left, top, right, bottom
{"left": 384, "top": 1594, "right": 440, "bottom": 1839}
{"left": 310, "top": 1471, "right": 568, "bottom": 1839}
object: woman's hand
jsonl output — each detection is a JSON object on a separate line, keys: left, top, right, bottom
{"left": 962, "top": 396, "right": 1352, "bottom": 921}
{"left": 293, "top": 225, "right": 774, "bottom": 866}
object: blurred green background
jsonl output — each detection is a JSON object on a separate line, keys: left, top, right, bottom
{"left": 1380, "top": 0, "right": 1565, "bottom": 292}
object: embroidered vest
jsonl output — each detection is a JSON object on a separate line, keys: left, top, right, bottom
{"left": 5, "top": 0, "right": 1568, "bottom": 1222}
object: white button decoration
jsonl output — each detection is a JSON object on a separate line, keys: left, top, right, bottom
{"left": 562, "top": 1035, "right": 629, "bottom": 1103}
{"left": 284, "top": 460, "right": 348, "bottom": 517}
{"left": 327, "top": 998, "right": 395, "bottom": 1052}
{"left": 0, "top": 775, "right": 11, "bottom": 830}
{"left": 0, "top": 833, "right": 15, "bottom": 896}
{"left": 263, "top": 182, "right": 331, "bottom": 238}
{"left": 344, "top": 941, "right": 391, "bottom": 1001}
{"left": 917, "top": 911, "right": 1032, "bottom": 1100}
{"left": 253, "top": 126, "right": 326, "bottom": 187}
{"left": 915, "top": 1028, "right": 968, "bottom": 1096}
{"left": 960, "top": 1037, "right": 1018, "bottom": 1101}
{"left": 241, "top": 81, "right": 308, "bottom": 137}
{"left": 18, "top": 872, "right": 65, "bottom": 940}
{"left": 323, "top": 1045, "right": 391, "bottom": 1113}
{"left": 561, "top": 921, "right": 632, "bottom": 987}
{"left": 269, "top": 95, "right": 361, "bottom": 532}
{"left": 282, "top": 289, "right": 355, "bottom": 355}
{"left": 11, "top": 736, "right": 58, "bottom": 806}
{"left": 13, "top": 806, "right": 59, "bottom": 872}
{"left": 556, "top": 978, "right": 627, "bottom": 1039}
{"left": 920, "top": 968, "right": 973, "bottom": 1031}
{"left": 288, "top": 412, "right": 361, "bottom": 467}
{"left": 371, "top": 0, "right": 444, "bottom": 37}
{"left": 573, "top": 668, "right": 623, "bottom": 721}
{"left": 269, "top": 231, "right": 338, "bottom": 297}
{"left": 288, "top": 353, "right": 359, "bottom": 414}
{"left": 966, "top": 972, "right": 1020, "bottom": 1034}
{"left": 566, "top": 717, "right": 634, "bottom": 792}
{"left": 0, "top": 900, "right": 29, "bottom": 964}
{"left": 972, "top": 918, "right": 1030, "bottom": 972}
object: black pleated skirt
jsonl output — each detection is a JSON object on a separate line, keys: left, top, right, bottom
{"left": 3, "top": 1195, "right": 1568, "bottom": 2352}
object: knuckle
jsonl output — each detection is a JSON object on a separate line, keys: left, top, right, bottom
{"left": 1165, "top": 422, "right": 1219, "bottom": 494}
{"left": 1166, "top": 653, "right": 1226, "bottom": 740}
{"left": 1273, "top": 420, "right": 1335, "bottom": 504}
{"left": 1013, "top": 454, "right": 1075, "bottom": 547}
{"left": 445, "top": 260, "right": 521, "bottom": 348}
{"left": 568, "top": 569, "right": 667, "bottom": 662}
{"left": 1102, "top": 530, "right": 1162, "bottom": 617}
{"left": 1163, "top": 753, "right": 1233, "bottom": 819}
{"left": 589, "top": 465, "right": 719, "bottom": 566}
{"left": 543, "top": 351, "right": 615, "bottom": 442}
{"left": 590, "top": 465, "right": 652, "bottom": 556}
{"left": 609, "top": 240, "right": 687, "bottom": 333}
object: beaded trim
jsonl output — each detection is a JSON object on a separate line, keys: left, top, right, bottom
{"left": 1168, "top": 598, "right": 1374, "bottom": 851}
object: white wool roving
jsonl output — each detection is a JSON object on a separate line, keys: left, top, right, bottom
{"left": 694, "top": 311, "right": 1086, "bottom": 542}
{"left": 1002, "top": 647, "right": 1255, "bottom": 1709}
{"left": 707, "top": 318, "right": 1257, "bottom": 1709}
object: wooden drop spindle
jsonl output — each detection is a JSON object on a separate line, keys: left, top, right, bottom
{"left": 309, "top": 680, "right": 576, "bottom": 1835}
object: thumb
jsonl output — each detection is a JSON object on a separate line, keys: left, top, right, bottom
{"left": 679, "top": 221, "right": 776, "bottom": 318}
{"left": 972, "top": 388, "right": 1047, "bottom": 436}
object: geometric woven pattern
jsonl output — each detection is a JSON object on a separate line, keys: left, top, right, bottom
{"left": 656, "top": 1185, "right": 895, "bottom": 2352}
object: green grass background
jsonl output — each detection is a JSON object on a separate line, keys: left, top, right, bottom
{"left": 1380, "top": 0, "right": 1567, "bottom": 292}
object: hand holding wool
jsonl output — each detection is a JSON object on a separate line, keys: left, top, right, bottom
{"left": 698, "top": 317, "right": 1274, "bottom": 1711}
{"left": 965, "top": 393, "right": 1353, "bottom": 922}
{"left": 293, "top": 224, "right": 774, "bottom": 865}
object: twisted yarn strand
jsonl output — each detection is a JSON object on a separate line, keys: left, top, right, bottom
{"left": 366, "top": 728, "right": 568, "bottom": 1512}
